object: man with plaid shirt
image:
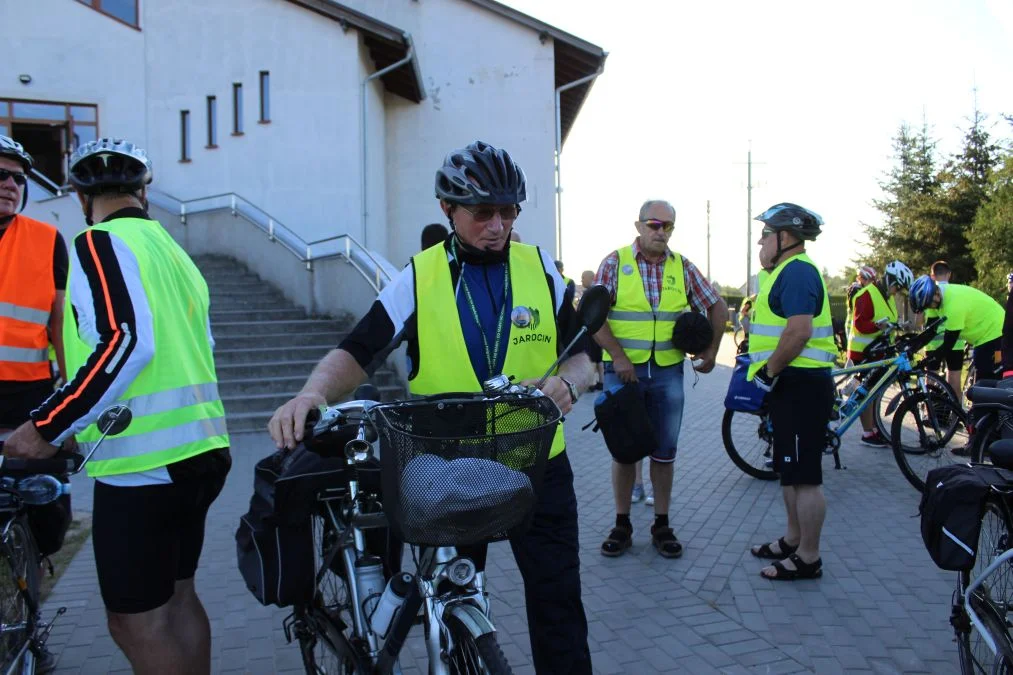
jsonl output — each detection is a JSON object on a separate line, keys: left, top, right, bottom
{"left": 594, "top": 199, "right": 727, "bottom": 559}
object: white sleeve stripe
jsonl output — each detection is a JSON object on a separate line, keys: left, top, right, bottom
{"left": 538, "top": 247, "right": 565, "bottom": 314}
{"left": 377, "top": 263, "right": 418, "bottom": 338}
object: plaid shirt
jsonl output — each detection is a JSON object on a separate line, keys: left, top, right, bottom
{"left": 594, "top": 239, "right": 720, "bottom": 313}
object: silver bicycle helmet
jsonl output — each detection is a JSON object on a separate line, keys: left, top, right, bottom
{"left": 0, "top": 135, "right": 33, "bottom": 172}
{"left": 435, "top": 141, "right": 526, "bottom": 206}
{"left": 884, "top": 260, "right": 913, "bottom": 291}
{"left": 69, "top": 139, "right": 153, "bottom": 195}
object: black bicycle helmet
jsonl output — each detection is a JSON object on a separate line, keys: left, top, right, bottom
{"left": 69, "top": 139, "right": 153, "bottom": 195}
{"left": 672, "top": 311, "right": 714, "bottom": 355}
{"left": 754, "top": 203, "right": 824, "bottom": 241}
{"left": 435, "top": 141, "right": 526, "bottom": 206}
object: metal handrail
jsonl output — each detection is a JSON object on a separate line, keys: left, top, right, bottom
{"left": 146, "top": 189, "right": 394, "bottom": 293}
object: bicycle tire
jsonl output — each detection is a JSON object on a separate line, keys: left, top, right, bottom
{"left": 970, "top": 411, "right": 1013, "bottom": 465}
{"left": 298, "top": 515, "right": 364, "bottom": 675}
{"left": 721, "top": 409, "right": 778, "bottom": 481}
{"left": 874, "top": 371, "right": 957, "bottom": 439}
{"left": 443, "top": 612, "right": 512, "bottom": 675}
{"left": 891, "top": 392, "right": 968, "bottom": 492}
{"left": 958, "top": 497, "right": 1013, "bottom": 674}
{"left": 0, "top": 515, "right": 40, "bottom": 674}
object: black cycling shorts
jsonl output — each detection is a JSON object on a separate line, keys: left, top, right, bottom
{"left": 769, "top": 370, "right": 834, "bottom": 487}
{"left": 944, "top": 349, "right": 965, "bottom": 372}
{"left": 93, "top": 448, "right": 231, "bottom": 614}
{"left": 973, "top": 338, "right": 1004, "bottom": 381}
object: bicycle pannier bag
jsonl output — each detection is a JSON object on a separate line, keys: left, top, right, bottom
{"left": 920, "top": 464, "right": 1013, "bottom": 571}
{"left": 236, "top": 445, "right": 347, "bottom": 606}
{"left": 724, "top": 355, "right": 767, "bottom": 413}
{"left": 590, "top": 382, "right": 657, "bottom": 465}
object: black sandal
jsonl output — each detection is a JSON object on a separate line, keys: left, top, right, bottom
{"left": 650, "top": 526, "right": 683, "bottom": 559}
{"left": 750, "top": 537, "right": 798, "bottom": 560}
{"left": 762, "top": 553, "right": 823, "bottom": 581}
{"left": 601, "top": 525, "right": 632, "bottom": 557}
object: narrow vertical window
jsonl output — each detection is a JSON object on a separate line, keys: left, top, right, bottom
{"left": 206, "top": 96, "right": 217, "bottom": 148}
{"left": 180, "top": 110, "right": 191, "bottom": 162}
{"left": 259, "top": 71, "right": 270, "bottom": 123}
{"left": 232, "top": 83, "right": 243, "bottom": 135}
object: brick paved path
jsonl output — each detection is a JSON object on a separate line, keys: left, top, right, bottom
{"left": 45, "top": 342, "right": 959, "bottom": 673}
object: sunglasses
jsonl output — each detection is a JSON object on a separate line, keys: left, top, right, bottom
{"left": 761, "top": 226, "right": 777, "bottom": 238}
{"left": 458, "top": 204, "right": 522, "bottom": 223}
{"left": 0, "top": 169, "right": 27, "bottom": 187}
{"left": 641, "top": 219, "right": 675, "bottom": 233}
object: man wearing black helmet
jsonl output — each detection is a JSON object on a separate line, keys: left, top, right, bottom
{"left": 4, "top": 138, "right": 231, "bottom": 674}
{"left": 270, "top": 141, "right": 595, "bottom": 674}
{"left": 747, "top": 203, "right": 835, "bottom": 581}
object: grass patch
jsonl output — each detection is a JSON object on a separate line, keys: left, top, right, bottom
{"left": 40, "top": 513, "right": 92, "bottom": 604}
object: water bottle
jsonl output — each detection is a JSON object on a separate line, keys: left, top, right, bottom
{"left": 12, "top": 475, "right": 69, "bottom": 505}
{"left": 354, "top": 556, "right": 386, "bottom": 623}
{"left": 369, "top": 572, "right": 413, "bottom": 638}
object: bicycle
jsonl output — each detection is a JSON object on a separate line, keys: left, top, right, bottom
{"left": 941, "top": 383, "right": 1013, "bottom": 674}
{"left": 0, "top": 405, "right": 131, "bottom": 674}
{"left": 723, "top": 317, "right": 967, "bottom": 492}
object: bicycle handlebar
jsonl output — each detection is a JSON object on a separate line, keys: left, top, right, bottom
{"left": 0, "top": 450, "right": 83, "bottom": 476}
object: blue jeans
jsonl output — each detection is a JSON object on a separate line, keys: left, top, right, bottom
{"left": 604, "top": 360, "right": 685, "bottom": 462}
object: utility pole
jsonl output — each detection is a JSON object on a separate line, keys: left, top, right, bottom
{"left": 746, "top": 147, "right": 753, "bottom": 295}
{"left": 706, "top": 199, "right": 711, "bottom": 282}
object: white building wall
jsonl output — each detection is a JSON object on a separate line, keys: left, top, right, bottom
{"left": 339, "top": 0, "right": 559, "bottom": 267}
{"left": 3, "top": 0, "right": 147, "bottom": 148}
{"left": 360, "top": 43, "right": 389, "bottom": 254}
{"left": 141, "top": 0, "right": 368, "bottom": 247}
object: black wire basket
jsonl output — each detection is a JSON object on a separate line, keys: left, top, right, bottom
{"left": 370, "top": 393, "right": 560, "bottom": 547}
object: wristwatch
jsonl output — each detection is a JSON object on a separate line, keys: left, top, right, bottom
{"left": 559, "top": 377, "right": 579, "bottom": 404}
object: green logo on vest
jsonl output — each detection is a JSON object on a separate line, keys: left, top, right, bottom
{"left": 511, "top": 306, "right": 541, "bottom": 330}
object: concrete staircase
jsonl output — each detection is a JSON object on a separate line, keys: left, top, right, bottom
{"left": 194, "top": 254, "right": 405, "bottom": 433}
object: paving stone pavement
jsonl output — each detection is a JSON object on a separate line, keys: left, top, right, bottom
{"left": 44, "top": 340, "right": 960, "bottom": 674}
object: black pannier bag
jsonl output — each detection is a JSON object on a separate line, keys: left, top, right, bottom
{"left": 587, "top": 382, "right": 658, "bottom": 465}
{"left": 236, "top": 445, "right": 348, "bottom": 607}
{"left": 920, "top": 464, "right": 1013, "bottom": 571}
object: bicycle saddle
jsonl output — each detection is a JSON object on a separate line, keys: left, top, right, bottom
{"left": 988, "top": 439, "right": 1013, "bottom": 471}
{"left": 968, "top": 387, "right": 1013, "bottom": 407}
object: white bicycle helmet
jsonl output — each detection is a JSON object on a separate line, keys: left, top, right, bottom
{"left": 884, "top": 260, "right": 913, "bottom": 291}
{"left": 0, "top": 135, "right": 33, "bottom": 171}
{"left": 69, "top": 138, "right": 152, "bottom": 195}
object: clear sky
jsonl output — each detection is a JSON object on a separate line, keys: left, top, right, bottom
{"left": 501, "top": 0, "right": 1013, "bottom": 290}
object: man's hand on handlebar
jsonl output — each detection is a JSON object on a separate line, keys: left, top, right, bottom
{"left": 269, "top": 392, "right": 328, "bottom": 450}
{"left": 519, "top": 376, "right": 573, "bottom": 415}
{"left": 2, "top": 421, "right": 60, "bottom": 459}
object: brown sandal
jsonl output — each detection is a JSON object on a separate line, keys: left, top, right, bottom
{"left": 651, "top": 526, "right": 683, "bottom": 559}
{"left": 601, "top": 526, "right": 632, "bottom": 557}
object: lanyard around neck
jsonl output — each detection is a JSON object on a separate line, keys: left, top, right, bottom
{"left": 452, "top": 239, "right": 512, "bottom": 376}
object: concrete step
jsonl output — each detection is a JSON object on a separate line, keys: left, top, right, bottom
{"left": 226, "top": 385, "right": 406, "bottom": 433}
{"left": 213, "top": 345, "right": 332, "bottom": 364}
{"left": 210, "top": 308, "right": 308, "bottom": 322}
{"left": 211, "top": 319, "right": 346, "bottom": 338}
{"left": 217, "top": 370, "right": 400, "bottom": 397}
{"left": 222, "top": 391, "right": 298, "bottom": 415}
{"left": 208, "top": 283, "right": 279, "bottom": 295}
{"left": 214, "top": 331, "right": 338, "bottom": 350}
{"left": 209, "top": 298, "right": 294, "bottom": 312}
{"left": 216, "top": 359, "right": 323, "bottom": 380}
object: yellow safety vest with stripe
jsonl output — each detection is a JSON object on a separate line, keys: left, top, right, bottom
{"left": 410, "top": 242, "right": 566, "bottom": 459}
{"left": 847, "top": 284, "right": 897, "bottom": 355}
{"left": 604, "top": 246, "right": 689, "bottom": 366}
{"left": 924, "top": 285, "right": 966, "bottom": 352}
{"left": 757, "top": 269, "right": 771, "bottom": 293}
{"left": 747, "top": 254, "right": 836, "bottom": 380}
{"left": 63, "top": 218, "right": 229, "bottom": 477}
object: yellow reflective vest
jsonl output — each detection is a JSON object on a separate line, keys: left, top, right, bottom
{"left": 410, "top": 243, "right": 566, "bottom": 459}
{"left": 847, "top": 283, "right": 897, "bottom": 355}
{"left": 747, "top": 254, "right": 836, "bottom": 380}
{"left": 63, "top": 218, "right": 229, "bottom": 478}
{"left": 604, "top": 246, "right": 689, "bottom": 366}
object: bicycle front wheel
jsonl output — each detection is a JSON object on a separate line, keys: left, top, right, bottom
{"left": 874, "top": 371, "right": 957, "bottom": 439}
{"left": 958, "top": 497, "right": 1013, "bottom": 674}
{"left": 298, "top": 514, "right": 362, "bottom": 675}
{"left": 721, "top": 409, "right": 778, "bottom": 480}
{"left": 891, "top": 392, "right": 969, "bottom": 492}
{"left": 0, "top": 515, "right": 40, "bottom": 673}
{"left": 443, "top": 612, "right": 512, "bottom": 675}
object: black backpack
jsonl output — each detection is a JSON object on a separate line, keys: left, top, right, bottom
{"left": 586, "top": 382, "right": 658, "bottom": 465}
{"left": 236, "top": 445, "right": 349, "bottom": 606}
{"left": 920, "top": 464, "right": 1013, "bottom": 571}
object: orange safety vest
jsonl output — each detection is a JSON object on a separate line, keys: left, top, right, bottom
{"left": 0, "top": 215, "right": 57, "bottom": 381}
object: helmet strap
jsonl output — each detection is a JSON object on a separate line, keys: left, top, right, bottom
{"left": 769, "top": 231, "right": 802, "bottom": 267}
{"left": 84, "top": 195, "right": 95, "bottom": 227}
